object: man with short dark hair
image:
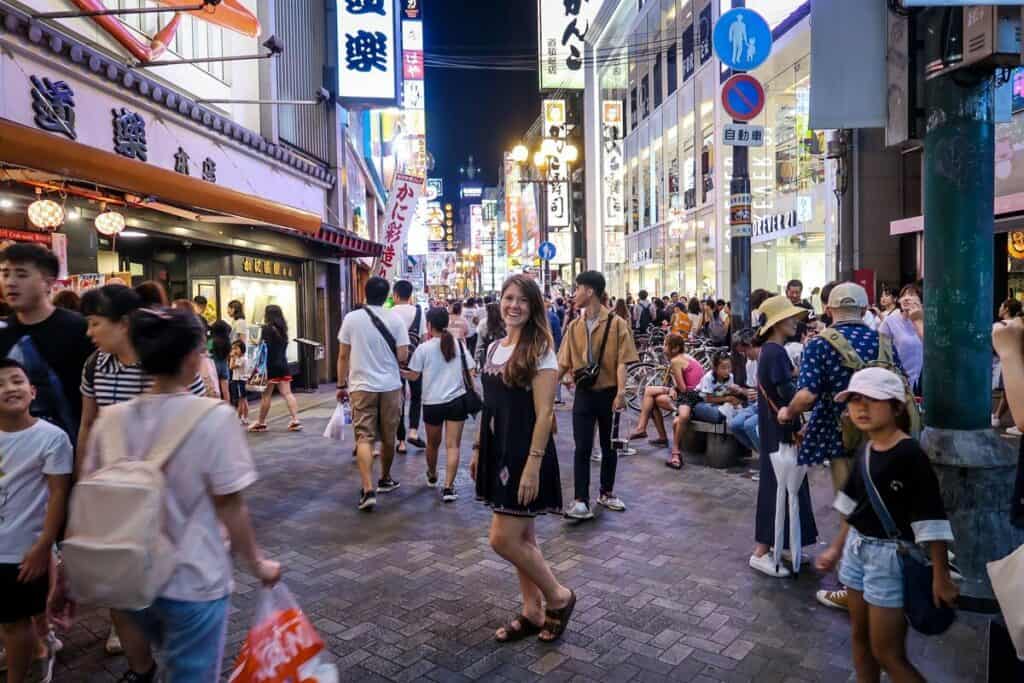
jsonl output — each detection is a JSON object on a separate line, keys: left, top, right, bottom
{"left": 634, "top": 289, "right": 654, "bottom": 331}
{"left": 558, "top": 271, "right": 638, "bottom": 520}
{"left": 785, "top": 280, "right": 813, "bottom": 341}
{"left": 0, "top": 244, "right": 93, "bottom": 442}
{"left": 391, "top": 279, "right": 426, "bottom": 450}
{"left": 336, "top": 277, "right": 410, "bottom": 510}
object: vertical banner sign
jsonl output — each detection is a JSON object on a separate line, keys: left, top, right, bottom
{"left": 337, "top": 0, "right": 401, "bottom": 106}
{"left": 543, "top": 99, "right": 570, "bottom": 229}
{"left": 504, "top": 154, "right": 524, "bottom": 264}
{"left": 399, "top": 0, "right": 427, "bottom": 272}
{"left": 377, "top": 172, "right": 424, "bottom": 280}
{"left": 729, "top": 192, "right": 752, "bottom": 238}
{"left": 602, "top": 101, "right": 625, "bottom": 226}
{"left": 698, "top": 2, "right": 712, "bottom": 66}
{"left": 538, "top": 0, "right": 599, "bottom": 90}
{"left": 682, "top": 22, "right": 695, "bottom": 82}
{"left": 470, "top": 204, "right": 484, "bottom": 250}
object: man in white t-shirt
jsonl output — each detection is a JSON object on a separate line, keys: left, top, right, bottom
{"left": 337, "top": 277, "right": 410, "bottom": 511}
{"left": 390, "top": 280, "right": 427, "bottom": 450}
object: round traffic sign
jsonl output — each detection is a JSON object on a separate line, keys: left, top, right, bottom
{"left": 713, "top": 8, "right": 773, "bottom": 72}
{"left": 538, "top": 240, "right": 557, "bottom": 261}
{"left": 721, "top": 74, "right": 764, "bottom": 122}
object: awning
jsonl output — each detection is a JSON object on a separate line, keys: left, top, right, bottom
{"left": 314, "top": 224, "right": 383, "bottom": 258}
{"left": 0, "top": 119, "right": 322, "bottom": 235}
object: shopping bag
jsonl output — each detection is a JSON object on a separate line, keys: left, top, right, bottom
{"left": 229, "top": 583, "right": 338, "bottom": 683}
{"left": 988, "top": 543, "right": 1024, "bottom": 660}
{"left": 322, "top": 403, "right": 350, "bottom": 441}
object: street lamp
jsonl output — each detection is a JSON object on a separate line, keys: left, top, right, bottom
{"left": 509, "top": 140, "right": 579, "bottom": 296}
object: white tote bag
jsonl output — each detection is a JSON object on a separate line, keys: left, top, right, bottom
{"left": 988, "top": 543, "right": 1024, "bottom": 659}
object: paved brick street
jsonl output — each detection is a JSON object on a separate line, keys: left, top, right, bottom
{"left": 47, "top": 393, "right": 986, "bottom": 682}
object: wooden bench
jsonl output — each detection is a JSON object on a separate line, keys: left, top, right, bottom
{"left": 686, "top": 420, "right": 750, "bottom": 469}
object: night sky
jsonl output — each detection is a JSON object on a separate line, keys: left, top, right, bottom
{"left": 425, "top": 0, "right": 542, "bottom": 201}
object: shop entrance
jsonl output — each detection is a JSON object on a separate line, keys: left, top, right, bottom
{"left": 101, "top": 233, "right": 189, "bottom": 301}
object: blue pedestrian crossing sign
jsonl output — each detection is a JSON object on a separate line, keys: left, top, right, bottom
{"left": 713, "top": 8, "right": 772, "bottom": 72}
{"left": 538, "top": 241, "right": 557, "bottom": 261}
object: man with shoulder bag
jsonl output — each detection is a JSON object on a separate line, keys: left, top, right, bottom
{"left": 557, "top": 271, "right": 639, "bottom": 521}
{"left": 336, "top": 278, "right": 410, "bottom": 511}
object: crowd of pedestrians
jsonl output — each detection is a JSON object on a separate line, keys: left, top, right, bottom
{"left": 0, "top": 235, "right": 1022, "bottom": 681}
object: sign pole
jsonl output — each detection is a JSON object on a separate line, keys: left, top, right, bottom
{"left": 729, "top": 141, "right": 751, "bottom": 333}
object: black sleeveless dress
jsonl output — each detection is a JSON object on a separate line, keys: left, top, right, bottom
{"left": 474, "top": 343, "right": 563, "bottom": 517}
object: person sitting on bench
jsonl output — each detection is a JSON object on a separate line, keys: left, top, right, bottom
{"left": 668, "top": 352, "right": 746, "bottom": 469}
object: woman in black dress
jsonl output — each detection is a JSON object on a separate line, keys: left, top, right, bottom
{"left": 250, "top": 304, "right": 301, "bottom": 432}
{"left": 471, "top": 274, "right": 576, "bottom": 644}
{"left": 750, "top": 295, "right": 818, "bottom": 577}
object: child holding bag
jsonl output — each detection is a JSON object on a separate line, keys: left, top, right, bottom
{"left": 816, "top": 367, "right": 958, "bottom": 683}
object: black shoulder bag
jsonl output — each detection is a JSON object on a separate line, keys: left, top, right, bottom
{"left": 408, "top": 306, "right": 422, "bottom": 349}
{"left": 860, "top": 445, "right": 956, "bottom": 636}
{"left": 362, "top": 307, "right": 400, "bottom": 363}
{"left": 458, "top": 341, "right": 483, "bottom": 416}
{"left": 573, "top": 316, "right": 613, "bottom": 391}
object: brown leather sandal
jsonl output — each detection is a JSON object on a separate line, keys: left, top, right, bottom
{"left": 538, "top": 590, "right": 577, "bottom": 643}
{"left": 494, "top": 614, "right": 544, "bottom": 643}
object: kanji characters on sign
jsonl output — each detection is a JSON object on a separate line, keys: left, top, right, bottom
{"left": 345, "top": 30, "right": 389, "bottom": 73}
{"left": 112, "top": 107, "right": 147, "bottom": 161}
{"left": 376, "top": 173, "right": 424, "bottom": 281}
{"left": 30, "top": 75, "right": 76, "bottom": 140}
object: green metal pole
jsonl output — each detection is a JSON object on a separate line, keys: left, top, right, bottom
{"left": 922, "top": 73, "right": 993, "bottom": 430}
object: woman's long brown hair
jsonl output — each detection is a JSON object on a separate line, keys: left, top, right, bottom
{"left": 501, "top": 274, "right": 554, "bottom": 388}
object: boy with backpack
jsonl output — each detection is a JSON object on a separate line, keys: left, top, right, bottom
{"left": 0, "top": 359, "right": 72, "bottom": 683}
{"left": 777, "top": 283, "right": 907, "bottom": 611}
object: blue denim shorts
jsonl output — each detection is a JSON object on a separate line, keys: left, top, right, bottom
{"left": 125, "top": 596, "right": 229, "bottom": 682}
{"left": 839, "top": 527, "right": 904, "bottom": 608}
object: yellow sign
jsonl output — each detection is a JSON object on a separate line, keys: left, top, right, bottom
{"left": 240, "top": 256, "right": 295, "bottom": 279}
{"left": 1010, "top": 231, "right": 1024, "bottom": 260}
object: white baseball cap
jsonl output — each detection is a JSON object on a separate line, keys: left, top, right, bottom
{"left": 828, "top": 282, "right": 869, "bottom": 309}
{"left": 835, "top": 367, "right": 907, "bottom": 404}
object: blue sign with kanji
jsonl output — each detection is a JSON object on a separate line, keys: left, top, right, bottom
{"left": 713, "top": 8, "right": 772, "bottom": 72}
{"left": 538, "top": 241, "right": 557, "bottom": 261}
{"left": 721, "top": 74, "right": 765, "bottom": 122}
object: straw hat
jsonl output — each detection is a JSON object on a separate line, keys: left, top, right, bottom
{"left": 754, "top": 295, "right": 809, "bottom": 338}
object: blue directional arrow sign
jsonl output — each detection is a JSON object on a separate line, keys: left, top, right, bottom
{"left": 538, "top": 241, "right": 557, "bottom": 261}
{"left": 713, "top": 8, "right": 772, "bottom": 72}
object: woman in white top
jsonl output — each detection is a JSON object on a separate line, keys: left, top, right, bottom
{"left": 227, "top": 299, "right": 248, "bottom": 342}
{"left": 403, "top": 308, "right": 476, "bottom": 502}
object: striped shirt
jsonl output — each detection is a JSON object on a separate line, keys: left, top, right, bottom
{"left": 81, "top": 352, "right": 206, "bottom": 406}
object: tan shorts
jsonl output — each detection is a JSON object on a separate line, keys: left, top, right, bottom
{"left": 350, "top": 389, "right": 402, "bottom": 444}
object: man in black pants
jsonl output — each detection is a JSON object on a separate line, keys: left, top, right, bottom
{"left": 390, "top": 280, "right": 426, "bottom": 449}
{"left": 557, "top": 271, "right": 638, "bottom": 520}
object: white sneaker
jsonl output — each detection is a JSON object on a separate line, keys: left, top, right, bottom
{"left": 749, "top": 553, "right": 791, "bottom": 578}
{"left": 1008, "top": 426, "right": 1022, "bottom": 437}
{"left": 105, "top": 626, "right": 124, "bottom": 655}
{"left": 597, "top": 493, "right": 626, "bottom": 512}
{"left": 565, "top": 501, "right": 594, "bottom": 520}
{"left": 992, "top": 414, "right": 1002, "bottom": 428}
{"left": 591, "top": 451, "right": 602, "bottom": 462}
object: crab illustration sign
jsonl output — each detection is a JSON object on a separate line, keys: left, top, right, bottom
{"left": 71, "top": 0, "right": 260, "bottom": 63}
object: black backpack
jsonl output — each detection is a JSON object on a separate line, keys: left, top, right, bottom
{"left": 636, "top": 301, "right": 654, "bottom": 330}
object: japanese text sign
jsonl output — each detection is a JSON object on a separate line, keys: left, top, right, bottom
{"left": 337, "top": 0, "right": 401, "bottom": 105}
{"left": 602, "top": 100, "right": 625, "bottom": 227}
{"left": 538, "top": 0, "right": 599, "bottom": 90}
{"left": 376, "top": 172, "right": 424, "bottom": 281}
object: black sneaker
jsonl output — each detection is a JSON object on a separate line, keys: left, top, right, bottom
{"left": 358, "top": 489, "right": 377, "bottom": 511}
{"left": 120, "top": 666, "right": 157, "bottom": 683}
{"left": 441, "top": 487, "right": 457, "bottom": 502}
{"left": 426, "top": 472, "right": 438, "bottom": 487}
{"left": 377, "top": 477, "right": 401, "bottom": 493}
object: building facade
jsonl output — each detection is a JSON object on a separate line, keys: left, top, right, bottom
{"left": 584, "top": 0, "right": 838, "bottom": 300}
{"left": 0, "top": 0, "right": 389, "bottom": 385}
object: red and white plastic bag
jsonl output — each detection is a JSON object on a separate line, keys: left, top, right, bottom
{"left": 229, "top": 583, "right": 338, "bottom": 683}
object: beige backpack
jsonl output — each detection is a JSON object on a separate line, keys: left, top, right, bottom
{"left": 61, "top": 397, "right": 219, "bottom": 610}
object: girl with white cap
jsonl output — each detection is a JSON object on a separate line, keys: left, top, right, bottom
{"left": 816, "top": 366, "right": 957, "bottom": 682}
